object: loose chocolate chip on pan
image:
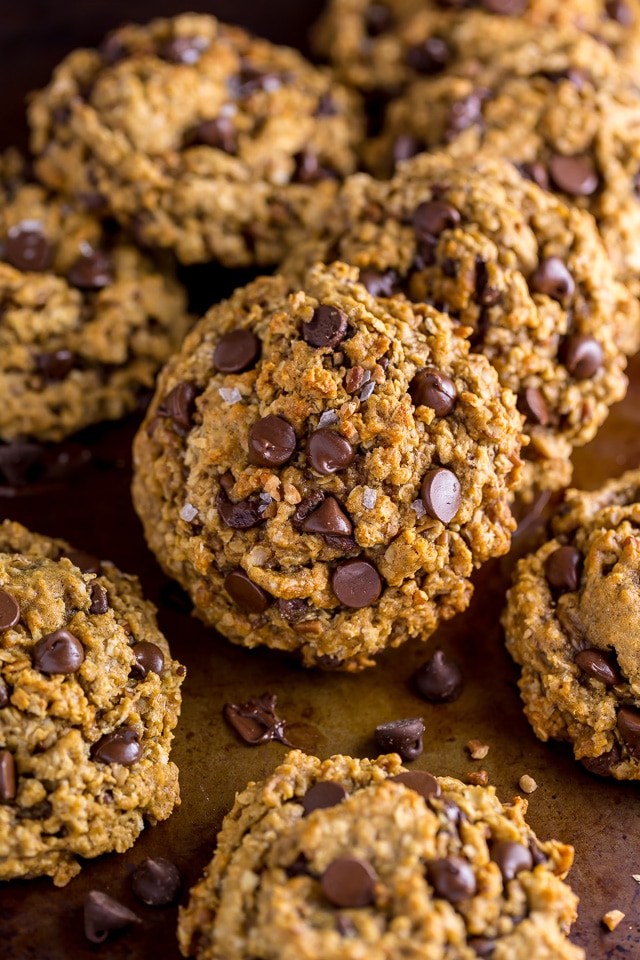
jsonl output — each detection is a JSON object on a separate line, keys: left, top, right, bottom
{"left": 158, "top": 382, "right": 198, "bottom": 431}
{"left": 64, "top": 549, "right": 102, "bottom": 575}
{"left": 213, "top": 329, "right": 260, "bottom": 373}
{"left": 83, "top": 890, "right": 141, "bottom": 945}
{"left": 307, "top": 429, "right": 354, "bottom": 475}
{"left": 410, "top": 367, "right": 457, "bottom": 415}
{"left": 223, "top": 692, "right": 292, "bottom": 745}
{"left": 36, "top": 350, "right": 77, "bottom": 383}
{"left": 195, "top": 116, "right": 237, "bottom": 153}
{"left": 413, "top": 200, "right": 460, "bottom": 241}
{"left": 248, "top": 415, "right": 296, "bottom": 467}
{"left": 301, "top": 497, "right": 352, "bottom": 536}
{"left": 302, "top": 304, "right": 348, "bottom": 348}
{"left": 544, "top": 545, "right": 582, "bottom": 592}
{"left": 421, "top": 467, "right": 461, "bottom": 524}
{"left": 548, "top": 154, "right": 598, "bottom": 196}
{"left": 302, "top": 780, "right": 348, "bottom": 814}
{"left": 89, "top": 582, "right": 109, "bottom": 615}
{"left": 5, "top": 222, "right": 53, "bottom": 272}
{"left": 131, "top": 641, "right": 165, "bottom": 679}
{"left": 559, "top": 335, "right": 603, "bottom": 379}
{"left": 529, "top": 257, "right": 575, "bottom": 304}
{"left": 575, "top": 648, "right": 622, "bottom": 686}
{"left": 32, "top": 629, "right": 84, "bottom": 674}
{"left": 0, "top": 749, "right": 16, "bottom": 801}
{"left": 332, "top": 559, "right": 382, "bottom": 608}
{"left": 321, "top": 856, "right": 377, "bottom": 908}
{"left": 224, "top": 568, "right": 272, "bottom": 613}
{"left": 91, "top": 727, "right": 143, "bottom": 765}
{"left": 389, "top": 769, "right": 441, "bottom": 801}
{"left": 518, "top": 386, "right": 550, "bottom": 427}
{"left": 491, "top": 840, "right": 533, "bottom": 882}
{"left": 0, "top": 591, "right": 20, "bottom": 631}
{"left": 428, "top": 856, "right": 477, "bottom": 902}
{"left": 606, "top": 0, "right": 634, "bottom": 25}
{"left": 67, "top": 249, "right": 113, "bottom": 289}
{"left": 405, "top": 37, "right": 450, "bottom": 75}
{"left": 414, "top": 649, "right": 463, "bottom": 702}
{"left": 374, "top": 718, "right": 425, "bottom": 760}
{"left": 131, "top": 857, "right": 182, "bottom": 906}
{"left": 617, "top": 706, "right": 640, "bottom": 755}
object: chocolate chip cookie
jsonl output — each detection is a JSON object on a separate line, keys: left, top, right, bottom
{"left": 503, "top": 467, "right": 640, "bottom": 781}
{"left": 0, "top": 149, "right": 191, "bottom": 442}
{"left": 28, "top": 12, "right": 364, "bottom": 267}
{"left": 0, "top": 520, "right": 185, "bottom": 885}
{"left": 281, "top": 153, "right": 631, "bottom": 499}
{"left": 132, "top": 261, "right": 523, "bottom": 670}
{"left": 177, "top": 749, "right": 583, "bottom": 960}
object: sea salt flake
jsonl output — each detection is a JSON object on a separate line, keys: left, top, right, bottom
{"left": 411, "top": 499, "right": 426, "bottom": 518}
{"left": 218, "top": 386, "right": 242, "bottom": 405}
{"left": 179, "top": 503, "right": 198, "bottom": 522}
{"left": 359, "top": 381, "right": 375, "bottom": 401}
{"left": 362, "top": 487, "right": 377, "bottom": 509}
{"left": 318, "top": 410, "right": 339, "bottom": 428}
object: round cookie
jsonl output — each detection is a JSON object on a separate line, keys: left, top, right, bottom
{"left": 280, "top": 153, "right": 631, "bottom": 499}
{"left": 177, "top": 749, "right": 583, "bottom": 960}
{"left": 132, "top": 261, "right": 523, "bottom": 670}
{"left": 503, "top": 467, "right": 640, "bottom": 781}
{"left": 27, "top": 12, "right": 364, "bottom": 267}
{"left": 0, "top": 149, "right": 191, "bottom": 442}
{"left": 0, "top": 520, "right": 185, "bottom": 885}
{"left": 364, "top": 29, "right": 640, "bottom": 316}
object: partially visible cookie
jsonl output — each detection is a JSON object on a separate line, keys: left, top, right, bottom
{"left": 281, "top": 153, "right": 630, "bottom": 499}
{"left": 503, "top": 467, "right": 640, "bottom": 781}
{"left": 0, "top": 149, "right": 191, "bottom": 442}
{"left": 28, "top": 13, "right": 364, "bottom": 267}
{"left": 132, "top": 261, "right": 523, "bottom": 670}
{"left": 177, "top": 749, "right": 583, "bottom": 960}
{"left": 0, "top": 520, "right": 185, "bottom": 885}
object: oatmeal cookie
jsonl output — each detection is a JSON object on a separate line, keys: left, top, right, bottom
{"left": 132, "top": 261, "right": 523, "bottom": 670}
{"left": 27, "top": 12, "right": 364, "bottom": 267}
{"left": 281, "top": 153, "right": 630, "bottom": 498}
{"left": 0, "top": 520, "right": 185, "bottom": 885}
{"left": 177, "top": 749, "right": 582, "bottom": 960}
{"left": 503, "top": 467, "right": 640, "bottom": 781}
{"left": 0, "top": 149, "right": 191, "bottom": 442}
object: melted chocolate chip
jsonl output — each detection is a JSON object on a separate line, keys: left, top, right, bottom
{"left": 520, "top": 160, "right": 549, "bottom": 191}
{"left": 606, "top": 0, "right": 634, "bottom": 25}
{"left": 321, "top": 856, "right": 377, "bottom": 908}
{"left": 15, "top": 799, "right": 52, "bottom": 820}
{"left": 529, "top": 257, "right": 575, "bottom": 304}
{"left": 428, "top": 856, "right": 477, "bottom": 902}
{"left": 293, "top": 491, "right": 325, "bottom": 526}
{"left": 406, "top": 37, "right": 450, "bottom": 75}
{"left": 374, "top": 718, "right": 425, "bottom": 760}
{"left": 548, "top": 155, "right": 598, "bottom": 196}
{"left": 302, "top": 780, "right": 348, "bottom": 814}
{"left": 83, "top": 891, "right": 140, "bottom": 944}
{"left": 217, "top": 486, "right": 265, "bottom": 529}
{"left": 617, "top": 706, "right": 640, "bottom": 755}
{"left": 483, "top": 0, "right": 527, "bottom": 11}
{"left": 277, "top": 597, "right": 308, "bottom": 623}
{"left": 414, "top": 649, "right": 463, "bottom": 702}
{"left": 91, "top": 727, "right": 142, "bottom": 765}
{"left": 223, "top": 692, "right": 292, "bottom": 745}
{"left": 529, "top": 838, "right": 548, "bottom": 867}
{"left": 36, "top": 350, "right": 77, "bottom": 383}
{"left": 248, "top": 415, "right": 296, "bottom": 467}
{"left": 213, "top": 329, "right": 260, "bottom": 373}
{"left": 445, "top": 92, "right": 485, "bottom": 140}
{"left": 410, "top": 367, "right": 457, "bottom": 415}
{"left": 301, "top": 497, "right": 352, "bottom": 536}
{"left": 131, "top": 857, "right": 182, "bottom": 906}
{"left": 159, "top": 34, "right": 207, "bottom": 64}
{"left": 581, "top": 742, "right": 621, "bottom": 776}
{"left": 195, "top": 116, "right": 237, "bottom": 153}
{"left": 303, "top": 304, "right": 348, "bottom": 348}
{"left": 231, "top": 63, "right": 283, "bottom": 97}
{"left": 544, "top": 546, "right": 582, "bottom": 592}
{"left": 359, "top": 269, "right": 399, "bottom": 297}
{"left": 307, "top": 429, "right": 354, "bottom": 475}
{"left": 131, "top": 641, "right": 165, "bottom": 679}
{"left": 0, "top": 591, "right": 20, "bottom": 631}
{"left": 32, "top": 629, "right": 84, "bottom": 674}
{"left": 67, "top": 250, "right": 113, "bottom": 289}
{"left": 413, "top": 200, "right": 460, "bottom": 241}
{"left": 421, "top": 467, "right": 461, "bottom": 524}
{"left": 575, "top": 648, "right": 622, "bottom": 686}
{"left": 99, "top": 33, "right": 128, "bottom": 65}
{"left": 64, "top": 549, "right": 102, "bottom": 574}
{"left": 293, "top": 151, "right": 335, "bottom": 183}
{"left": 491, "top": 840, "right": 533, "bottom": 882}
{"left": 89, "top": 582, "right": 109, "bottom": 615}
{"left": 365, "top": 2, "right": 394, "bottom": 35}
{"left": 518, "top": 386, "right": 550, "bottom": 426}
{"left": 158, "top": 382, "right": 198, "bottom": 431}
{"left": 224, "top": 568, "right": 272, "bottom": 613}
{"left": 0, "top": 749, "right": 16, "bottom": 801}
{"left": 393, "top": 134, "right": 425, "bottom": 165}
{"left": 389, "top": 770, "right": 441, "bottom": 801}
{"left": 468, "top": 937, "right": 497, "bottom": 957}
{"left": 560, "top": 335, "right": 603, "bottom": 379}
{"left": 332, "top": 559, "right": 382, "bottom": 608}
{"left": 5, "top": 222, "right": 53, "bottom": 272}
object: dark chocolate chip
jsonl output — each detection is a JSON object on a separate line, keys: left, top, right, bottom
{"left": 36, "top": 349, "right": 77, "bottom": 383}
{"left": 302, "top": 780, "right": 348, "bottom": 814}
{"left": 301, "top": 497, "right": 352, "bottom": 536}
{"left": 529, "top": 257, "right": 575, "bottom": 304}
{"left": 224, "top": 568, "right": 272, "bottom": 613}
{"left": 286, "top": 853, "right": 310, "bottom": 877}
{"left": 474, "top": 258, "right": 500, "bottom": 305}
{"left": 0, "top": 678, "right": 8, "bottom": 708}
{"left": 405, "top": 37, "right": 450, "bottom": 75}
{"left": 490, "top": 840, "right": 533, "bottom": 882}
{"left": 99, "top": 33, "right": 128, "bottom": 65}
{"left": 195, "top": 116, "right": 237, "bottom": 153}
{"left": 518, "top": 387, "right": 550, "bottom": 426}
{"left": 277, "top": 597, "right": 308, "bottom": 623}
{"left": 483, "top": 0, "right": 527, "bottom": 11}
{"left": 5, "top": 222, "right": 53, "bottom": 272}
{"left": 606, "top": 0, "right": 634, "bottom": 25}
{"left": 413, "top": 200, "right": 460, "bottom": 241}
{"left": 15, "top": 799, "right": 53, "bottom": 820}
{"left": 365, "top": 2, "right": 394, "bottom": 35}
{"left": 559, "top": 335, "right": 603, "bottom": 379}
{"left": 307, "top": 429, "right": 354, "bottom": 475}
{"left": 374, "top": 718, "right": 425, "bottom": 760}
{"left": 213, "top": 329, "right": 260, "bottom": 373}
{"left": 314, "top": 92, "right": 337, "bottom": 117}
{"left": 158, "top": 382, "right": 198, "bottom": 431}
{"left": 410, "top": 367, "right": 457, "bottom": 415}
{"left": 0, "top": 591, "right": 20, "bottom": 631}
{"left": 321, "top": 856, "right": 377, "bottom": 908}
{"left": 580, "top": 742, "right": 621, "bottom": 776}
{"left": 548, "top": 155, "right": 598, "bottom": 196}
{"left": 131, "top": 641, "right": 165, "bottom": 679}
{"left": 332, "top": 559, "right": 382, "bottom": 608}
{"left": 223, "top": 692, "right": 291, "bottom": 745}
{"left": 428, "top": 856, "right": 477, "bottom": 902}
{"left": 389, "top": 770, "right": 441, "bottom": 801}
{"left": 414, "top": 649, "right": 463, "bottom": 702}
{"left": 529, "top": 838, "right": 548, "bottom": 867}
{"left": 575, "top": 648, "right": 622, "bottom": 686}
{"left": 544, "top": 545, "right": 582, "bottom": 592}
{"left": 217, "top": 486, "right": 265, "bottom": 529}
{"left": 0, "top": 749, "right": 16, "bottom": 801}
{"left": 32, "top": 629, "right": 84, "bottom": 674}
{"left": 131, "top": 857, "right": 181, "bottom": 906}
{"left": 83, "top": 890, "right": 140, "bottom": 944}
{"left": 520, "top": 160, "right": 549, "bottom": 191}
{"left": 248, "top": 415, "right": 296, "bottom": 467}
{"left": 617, "top": 706, "right": 640, "bottom": 755}
{"left": 231, "top": 63, "right": 283, "bottom": 96}
{"left": 67, "top": 250, "right": 113, "bottom": 289}
{"left": 392, "top": 134, "right": 425, "bottom": 165}
{"left": 293, "top": 151, "right": 335, "bottom": 184}
{"left": 445, "top": 92, "right": 485, "bottom": 140}
{"left": 303, "top": 304, "right": 348, "bottom": 349}
{"left": 64, "top": 549, "right": 102, "bottom": 575}
{"left": 91, "top": 727, "right": 143, "bottom": 765}
{"left": 159, "top": 34, "right": 207, "bottom": 64}
{"left": 359, "top": 269, "right": 399, "bottom": 297}
{"left": 421, "top": 467, "right": 461, "bottom": 523}
{"left": 468, "top": 937, "right": 497, "bottom": 957}
{"left": 89, "top": 582, "right": 109, "bottom": 615}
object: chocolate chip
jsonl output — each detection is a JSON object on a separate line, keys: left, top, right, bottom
{"left": 131, "top": 641, "right": 165, "bottom": 679}
{"left": 468, "top": 937, "right": 497, "bottom": 956}
{"left": 231, "top": 63, "right": 283, "bottom": 96}
{"left": 293, "top": 491, "right": 325, "bottom": 526}
{"left": 0, "top": 591, "right": 20, "bottom": 631}
{"left": 428, "top": 856, "right": 477, "bottom": 902}
{"left": 544, "top": 545, "right": 582, "bottom": 592}
{"left": 406, "top": 37, "right": 450, "bottom": 75}
{"left": 474, "top": 258, "right": 500, "bottom": 305}
{"left": 617, "top": 706, "right": 640, "bottom": 755}
{"left": 277, "top": 597, "right": 308, "bottom": 622}
{"left": 580, "top": 742, "right": 621, "bottom": 776}
{"left": 483, "top": 0, "right": 527, "bottom": 11}
{"left": 575, "top": 648, "right": 622, "bottom": 685}
{"left": 15, "top": 799, "right": 52, "bottom": 820}
{"left": 32, "top": 629, "right": 84, "bottom": 674}
{"left": 413, "top": 200, "right": 460, "bottom": 242}
{"left": 410, "top": 368, "right": 457, "bottom": 416}
{"left": 195, "top": 116, "right": 237, "bottom": 153}
{"left": 159, "top": 34, "right": 207, "bottom": 64}
{"left": 560, "top": 335, "right": 603, "bottom": 379}
{"left": 5, "top": 222, "right": 53, "bottom": 272}
{"left": 321, "top": 856, "right": 377, "bottom": 908}
{"left": 223, "top": 692, "right": 291, "bottom": 745}
{"left": 421, "top": 467, "right": 461, "bottom": 524}
{"left": 90, "top": 727, "right": 143, "bottom": 765}
{"left": 301, "top": 497, "right": 353, "bottom": 536}
{"left": 131, "top": 857, "right": 181, "bottom": 906}
{"left": 83, "top": 891, "right": 140, "bottom": 944}
{"left": 389, "top": 769, "right": 441, "bottom": 801}
{"left": 359, "top": 269, "right": 399, "bottom": 297}
{"left": 414, "top": 649, "right": 463, "bottom": 702}
{"left": 99, "top": 33, "right": 128, "bottom": 65}
{"left": 606, "top": 0, "right": 634, "bottom": 25}
{"left": 36, "top": 349, "right": 77, "bottom": 383}
{"left": 287, "top": 853, "right": 310, "bottom": 877}
{"left": 213, "top": 329, "right": 260, "bottom": 373}
{"left": 445, "top": 92, "right": 485, "bottom": 140}
{"left": 529, "top": 257, "right": 575, "bottom": 304}
{"left": 529, "top": 838, "right": 548, "bottom": 867}
{"left": 293, "top": 151, "right": 335, "bottom": 183}
{"left": 89, "top": 582, "right": 109, "bottom": 615}
{"left": 303, "top": 304, "right": 348, "bottom": 349}
{"left": 518, "top": 386, "right": 550, "bottom": 426}
{"left": 248, "top": 415, "right": 296, "bottom": 467}
{"left": 365, "top": 2, "right": 394, "bottom": 35}
{"left": 332, "top": 559, "right": 382, "bottom": 608}
{"left": 217, "top": 486, "right": 265, "bottom": 529}
{"left": 64, "top": 549, "right": 102, "bottom": 575}
{"left": 0, "top": 749, "right": 16, "bottom": 801}
{"left": 374, "top": 718, "right": 425, "bottom": 760}
{"left": 314, "top": 92, "right": 337, "bottom": 117}
{"left": 302, "top": 780, "right": 348, "bottom": 814}
{"left": 336, "top": 914, "right": 357, "bottom": 937}
{"left": 520, "top": 160, "right": 549, "bottom": 191}
{"left": 491, "top": 840, "right": 533, "bottom": 882}
{"left": 67, "top": 250, "right": 113, "bottom": 289}
{"left": 548, "top": 155, "right": 598, "bottom": 196}
{"left": 307, "top": 429, "right": 354, "bottom": 475}
{"left": 393, "top": 134, "right": 425, "bottom": 165}
{"left": 158, "top": 382, "right": 198, "bottom": 431}
{"left": 0, "top": 678, "right": 8, "bottom": 707}
{"left": 224, "top": 568, "right": 272, "bottom": 613}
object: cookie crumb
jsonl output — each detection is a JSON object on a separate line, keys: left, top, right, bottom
{"left": 466, "top": 770, "right": 489, "bottom": 786}
{"left": 467, "top": 738, "right": 489, "bottom": 760}
{"left": 519, "top": 774, "right": 538, "bottom": 793}
{"left": 602, "top": 909, "right": 625, "bottom": 931}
